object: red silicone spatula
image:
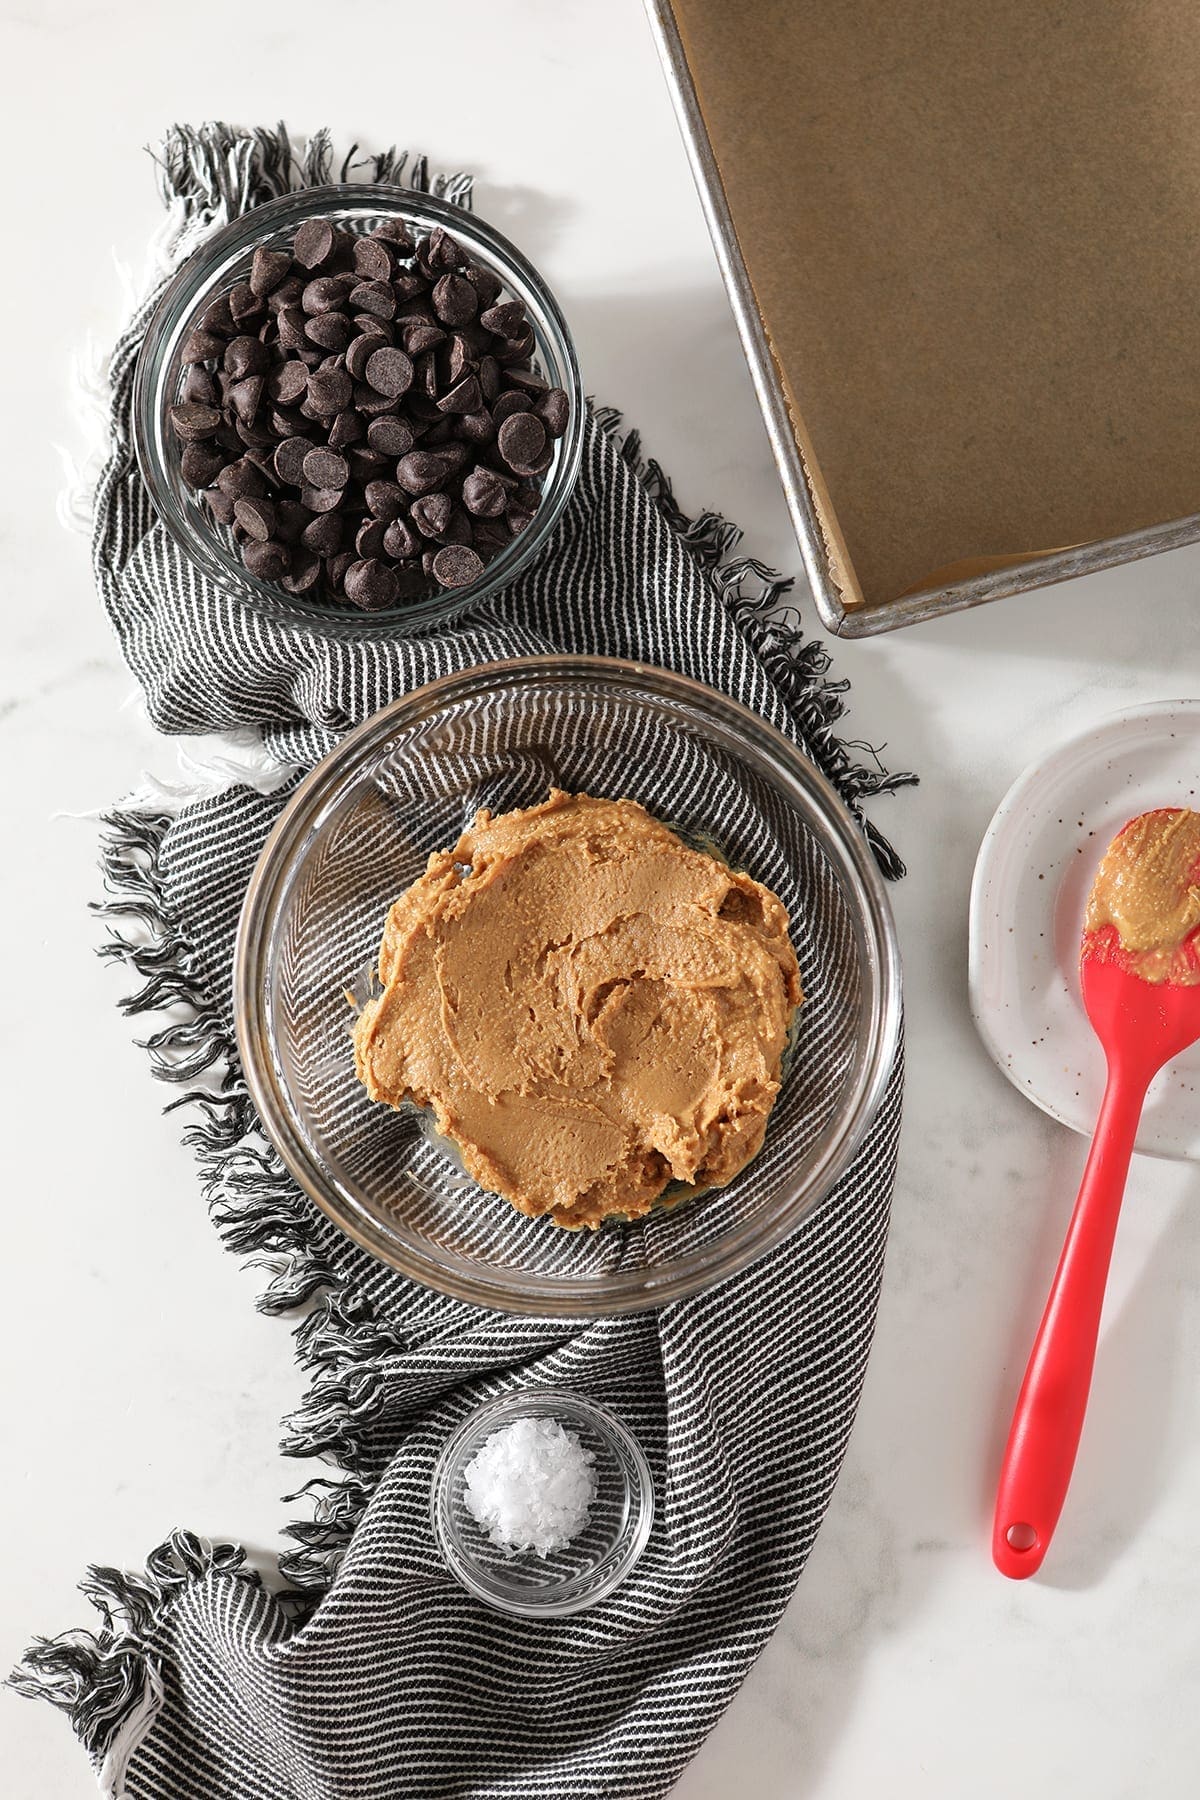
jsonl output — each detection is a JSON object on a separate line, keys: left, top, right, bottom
{"left": 993, "top": 811, "right": 1200, "bottom": 1579}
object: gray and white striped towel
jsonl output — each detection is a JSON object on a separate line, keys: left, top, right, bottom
{"left": 13, "top": 125, "right": 913, "bottom": 1799}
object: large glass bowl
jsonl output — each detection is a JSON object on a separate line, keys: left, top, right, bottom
{"left": 234, "top": 657, "right": 901, "bottom": 1314}
{"left": 133, "top": 184, "right": 584, "bottom": 636}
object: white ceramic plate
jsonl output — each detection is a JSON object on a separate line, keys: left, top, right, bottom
{"left": 969, "top": 700, "right": 1200, "bottom": 1161}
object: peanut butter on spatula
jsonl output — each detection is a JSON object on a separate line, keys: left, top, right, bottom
{"left": 1083, "top": 807, "right": 1200, "bottom": 986}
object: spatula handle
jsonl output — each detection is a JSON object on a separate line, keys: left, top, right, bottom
{"left": 992, "top": 1063, "right": 1148, "bottom": 1578}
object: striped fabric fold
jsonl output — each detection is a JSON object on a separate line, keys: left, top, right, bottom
{"left": 11, "top": 125, "right": 912, "bottom": 1800}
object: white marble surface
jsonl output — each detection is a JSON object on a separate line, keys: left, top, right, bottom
{"left": 3, "top": 2, "right": 1200, "bottom": 1794}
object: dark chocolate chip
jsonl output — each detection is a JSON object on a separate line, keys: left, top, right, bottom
{"left": 277, "top": 308, "right": 309, "bottom": 351}
{"left": 491, "top": 389, "right": 531, "bottom": 425}
{"left": 343, "top": 558, "right": 399, "bottom": 610}
{"left": 235, "top": 416, "right": 277, "bottom": 449}
{"left": 250, "top": 247, "right": 293, "bottom": 297}
{"left": 204, "top": 488, "right": 236, "bottom": 525}
{"left": 327, "top": 407, "right": 364, "bottom": 450}
{"left": 228, "top": 282, "right": 265, "bottom": 324}
{"left": 273, "top": 435, "right": 314, "bottom": 486}
{"left": 416, "top": 351, "right": 439, "bottom": 400}
{"left": 458, "top": 409, "right": 496, "bottom": 445}
{"left": 224, "top": 335, "right": 270, "bottom": 379}
{"left": 306, "top": 366, "right": 353, "bottom": 415}
{"left": 479, "top": 300, "right": 526, "bottom": 338}
{"left": 327, "top": 549, "right": 355, "bottom": 590}
{"left": 432, "top": 273, "right": 477, "bottom": 327}
{"left": 353, "top": 380, "right": 400, "bottom": 417}
{"left": 305, "top": 311, "right": 356, "bottom": 352}
{"left": 431, "top": 544, "right": 483, "bottom": 589}
{"left": 200, "top": 293, "right": 237, "bottom": 337}
{"left": 267, "top": 276, "right": 306, "bottom": 315}
{"left": 348, "top": 279, "right": 397, "bottom": 321}
{"left": 180, "top": 441, "right": 224, "bottom": 487}
{"left": 293, "top": 217, "right": 336, "bottom": 270}
{"left": 355, "top": 517, "right": 389, "bottom": 558}
{"left": 497, "top": 411, "right": 547, "bottom": 475}
{"left": 353, "top": 238, "right": 395, "bottom": 282}
{"left": 347, "top": 445, "right": 389, "bottom": 479}
{"left": 495, "top": 329, "right": 536, "bottom": 366}
{"left": 535, "top": 387, "right": 570, "bottom": 437}
{"left": 302, "top": 275, "right": 352, "bottom": 316}
{"left": 280, "top": 548, "right": 322, "bottom": 594}
{"left": 425, "top": 227, "right": 465, "bottom": 272}
{"left": 441, "top": 507, "right": 474, "bottom": 546}
{"left": 228, "top": 375, "right": 264, "bottom": 423}
{"left": 445, "top": 335, "right": 474, "bottom": 384}
{"left": 461, "top": 466, "right": 508, "bottom": 517}
{"left": 267, "top": 361, "right": 308, "bottom": 406}
{"left": 437, "top": 373, "right": 482, "bottom": 415}
{"left": 353, "top": 314, "right": 394, "bottom": 343}
{"left": 507, "top": 505, "right": 536, "bottom": 536}
{"left": 465, "top": 265, "right": 503, "bottom": 307}
{"left": 400, "top": 321, "right": 446, "bottom": 357}
{"left": 242, "top": 539, "right": 289, "bottom": 581}
{"left": 382, "top": 516, "right": 420, "bottom": 559}
{"left": 274, "top": 499, "right": 311, "bottom": 544}
{"left": 328, "top": 228, "right": 360, "bottom": 267}
{"left": 300, "top": 484, "right": 344, "bottom": 514}
{"left": 365, "top": 345, "right": 414, "bottom": 398}
{"left": 244, "top": 446, "right": 282, "bottom": 485}
{"left": 182, "top": 328, "right": 226, "bottom": 365}
{"left": 472, "top": 515, "right": 511, "bottom": 550}
{"left": 233, "top": 496, "right": 275, "bottom": 541}
{"left": 302, "top": 511, "right": 342, "bottom": 554}
{"left": 182, "top": 365, "right": 219, "bottom": 405}
{"left": 168, "top": 402, "right": 222, "bottom": 442}
{"left": 346, "top": 332, "right": 386, "bottom": 381}
{"left": 438, "top": 439, "right": 471, "bottom": 473}
{"left": 366, "top": 416, "right": 415, "bottom": 457}
{"left": 395, "top": 449, "right": 455, "bottom": 495}
{"left": 504, "top": 364, "right": 551, "bottom": 396}
{"left": 364, "top": 479, "right": 408, "bottom": 520}
{"left": 302, "top": 446, "right": 349, "bottom": 490}
{"left": 371, "top": 219, "right": 416, "bottom": 252}
{"left": 411, "top": 491, "right": 452, "bottom": 537}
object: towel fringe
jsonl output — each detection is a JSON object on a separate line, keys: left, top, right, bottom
{"left": 8, "top": 1531, "right": 257, "bottom": 1777}
{"left": 595, "top": 413, "right": 918, "bottom": 880}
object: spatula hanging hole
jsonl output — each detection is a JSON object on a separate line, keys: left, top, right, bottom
{"left": 1006, "top": 1521, "right": 1038, "bottom": 1553}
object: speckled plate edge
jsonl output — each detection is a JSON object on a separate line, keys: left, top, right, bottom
{"left": 968, "top": 699, "right": 1200, "bottom": 1161}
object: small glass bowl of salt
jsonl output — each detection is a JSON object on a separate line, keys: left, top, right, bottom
{"left": 431, "top": 1388, "right": 654, "bottom": 1617}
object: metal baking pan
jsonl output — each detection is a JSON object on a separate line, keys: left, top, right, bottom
{"left": 644, "top": 0, "right": 1200, "bottom": 638}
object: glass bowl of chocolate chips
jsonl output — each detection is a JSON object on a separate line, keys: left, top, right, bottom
{"left": 133, "top": 185, "right": 584, "bottom": 630}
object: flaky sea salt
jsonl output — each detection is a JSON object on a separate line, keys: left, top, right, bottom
{"left": 463, "top": 1415, "right": 598, "bottom": 1556}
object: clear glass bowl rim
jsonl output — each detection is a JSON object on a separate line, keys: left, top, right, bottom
{"left": 429, "top": 1386, "right": 655, "bottom": 1618}
{"left": 233, "top": 654, "right": 902, "bottom": 1315}
{"left": 132, "top": 182, "right": 585, "bottom": 638}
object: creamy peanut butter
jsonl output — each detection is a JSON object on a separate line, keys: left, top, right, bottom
{"left": 1083, "top": 807, "right": 1200, "bottom": 985}
{"left": 353, "top": 791, "right": 802, "bottom": 1228}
